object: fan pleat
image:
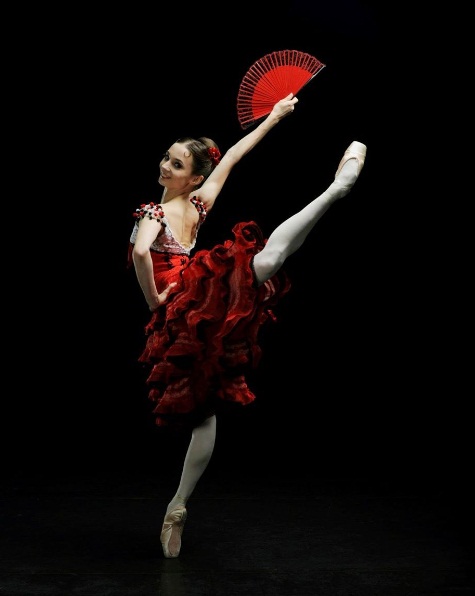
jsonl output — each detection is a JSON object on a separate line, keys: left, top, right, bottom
{"left": 237, "top": 50, "right": 325, "bottom": 129}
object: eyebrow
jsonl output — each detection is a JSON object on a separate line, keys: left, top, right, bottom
{"left": 166, "top": 151, "right": 185, "bottom": 166}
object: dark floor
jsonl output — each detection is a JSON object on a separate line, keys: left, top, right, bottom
{"left": 1, "top": 460, "right": 474, "bottom": 596}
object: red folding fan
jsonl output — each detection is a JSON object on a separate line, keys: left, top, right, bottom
{"left": 237, "top": 49, "right": 326, "bottom": 129}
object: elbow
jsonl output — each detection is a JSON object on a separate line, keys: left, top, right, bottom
{"left": 132, "top": 244, "right": 149, "bottom": 262}
{"left": 222, "top": 148, "right": 240, "bottom": 165}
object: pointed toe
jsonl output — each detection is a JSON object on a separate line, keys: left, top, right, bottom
{"left": 160, "top": 506, "right": 187, "bottom": 558}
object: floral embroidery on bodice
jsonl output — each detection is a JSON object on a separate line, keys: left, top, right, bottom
{"left": 130, "top": 198, "right": 207, "bottom": 256}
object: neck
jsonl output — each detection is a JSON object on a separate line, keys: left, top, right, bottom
{"left": 161, "top": 188, "right": 191, "bottom": 203}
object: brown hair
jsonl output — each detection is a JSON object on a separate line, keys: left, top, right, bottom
{"left": 175, "top": 136, "right": 221, "bottom": 188}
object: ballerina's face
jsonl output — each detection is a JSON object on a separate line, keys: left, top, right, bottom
{"left": 158, "top": 142, "right": 202, "bottom": 190}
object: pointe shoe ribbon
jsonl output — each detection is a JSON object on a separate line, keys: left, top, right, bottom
{"left": 335, "top": 140, "right": 367, "bottom": 179}
{"left": 160, "top": 506, "right": 187, "bottom": 558}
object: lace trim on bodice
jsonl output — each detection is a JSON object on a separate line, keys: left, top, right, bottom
{"left": 130, "top": 198, "right": 207, "bottom": 256}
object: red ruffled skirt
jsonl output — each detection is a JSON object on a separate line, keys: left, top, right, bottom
{"left": 133, "top": 221, "right": 291, "bottom": 430}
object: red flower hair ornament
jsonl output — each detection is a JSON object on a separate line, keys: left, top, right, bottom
{"left": 208, "top": 146, "right": 221, "bottom": 166}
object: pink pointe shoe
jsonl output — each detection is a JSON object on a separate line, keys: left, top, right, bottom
{"left": 335, "top": 141, "right": 367, "bottom": 180}
{"left": 160, "top": 506, "right": 187, "bottom": 558}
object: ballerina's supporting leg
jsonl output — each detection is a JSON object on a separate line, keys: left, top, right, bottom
{"left": 160, "top": 415, "right": 217, "bottom": 558}
{"left": 168, "top": 415, "right": 217, "bottom": 513}
{"left": 253, "top": 141, "right": 366, "bottom": 285}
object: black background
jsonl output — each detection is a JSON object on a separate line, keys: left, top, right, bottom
{"left": 7, "top": 2, "right": 468, "bottom": 488}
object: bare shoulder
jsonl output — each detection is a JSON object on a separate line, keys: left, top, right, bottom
{"left": 162, "top": 198, "right": 199, "bottom": 247}
{"left": 162, "top": 197, "right": 198, "bottom": 221}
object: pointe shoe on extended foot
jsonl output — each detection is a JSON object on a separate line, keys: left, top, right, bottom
{"left": 160, "top": 506, "right": 187, "bottom": 558}
{"left": 335, "top": 141, "right": 367, "bottom": 179}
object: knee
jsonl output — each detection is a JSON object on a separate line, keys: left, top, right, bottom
{"left": 253, "top": 249, "right": 284, "bottom": 285}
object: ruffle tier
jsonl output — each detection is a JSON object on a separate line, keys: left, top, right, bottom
{"left": 138, "top": 221, "right": 291, "bottom": 430}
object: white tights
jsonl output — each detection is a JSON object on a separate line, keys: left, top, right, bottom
{"left": 166, "top": 415, "right": 216, "bottom": 514}
{"left": 165, "top": 154, "right": 361, "bottom": 514}
{"left": 253, "top": 159, "right": 359, "bottom": 285}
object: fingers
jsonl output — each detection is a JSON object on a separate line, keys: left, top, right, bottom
{"left": 162, "top": 282, "right": 177, "bottom": 297}
{"left": 282, "top": 96, "right": 298, "bottom": 116}
{"left": 280, "top": 93, "right": 297, "bottom": 103}
{"left": 277, "top": 95, "right": 298, "bottom": 115}
{"left": 160, "top": 281, "right": 178, "bottom": 300}
{"left": 150, "top": 281, "right": 178, "bottom": 312}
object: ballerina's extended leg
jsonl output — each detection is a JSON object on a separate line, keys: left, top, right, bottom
{"left": 253, "top": 141, "right": 366, "bottom": 284}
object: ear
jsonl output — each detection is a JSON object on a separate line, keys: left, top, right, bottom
{"left": 192, "top": 175, "right": 205, "bottom": 186}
